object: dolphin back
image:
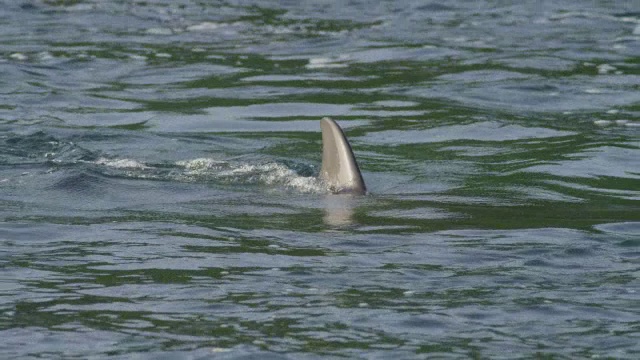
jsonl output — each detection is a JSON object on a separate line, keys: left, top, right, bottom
{"left": 320, "top": 117, "right": 366, "bottom": 194}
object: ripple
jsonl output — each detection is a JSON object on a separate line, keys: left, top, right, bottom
{"left": 524, "top": 145, "right": 640, "bottom": 179}
{"left": 594, "top": 222, "right": 640, "bottom": 237}
{"left": 360, "top": 121, "right": 576, "bottom": 145}
{"left": 2, "top": 0, "right": 640, "bottom": 358}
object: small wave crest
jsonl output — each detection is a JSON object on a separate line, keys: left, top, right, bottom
{"left": 92, "top": 157, "right": 325, "bottom": 193}
{"left": 95, "top": 157, "right": 149, "bottom": 169}
{"left": 175, "top": 158, "right": 325, "bottom": 193}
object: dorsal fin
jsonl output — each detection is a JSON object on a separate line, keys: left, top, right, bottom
{"left": 320, "top": 117, "right": 366, "bottom": 194}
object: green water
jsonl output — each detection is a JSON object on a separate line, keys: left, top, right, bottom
{"left": 1, "top": 1, "right": 639, "bottom": 358}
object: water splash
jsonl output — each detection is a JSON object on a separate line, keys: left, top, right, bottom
{"left": 175, "top": 158, "right": 326, "bottom": 193}
{"left": 95, "top": 157, "right": 149, "bottom": 169}
{"left": 92, "top": 157, "right": 325, "bottom": 193}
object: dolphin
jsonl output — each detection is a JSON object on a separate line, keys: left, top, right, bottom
{"left": 319, "top": 117, "right": 366, "bottom": 194}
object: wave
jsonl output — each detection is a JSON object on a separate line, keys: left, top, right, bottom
{"left": 94, "top": 157, "right": 326, "bottom": 193}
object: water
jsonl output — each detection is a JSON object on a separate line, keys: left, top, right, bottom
{"left": 1, "top": 0, "right": 639, "bottom": 358}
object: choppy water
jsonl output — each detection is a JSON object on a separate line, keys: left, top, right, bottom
{"left": 1, "top": 1, "right": 639, "bottom": 358}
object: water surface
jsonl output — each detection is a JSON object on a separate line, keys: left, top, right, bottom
{"left": 1, "top": 1, "right": 639, "bottom": 358}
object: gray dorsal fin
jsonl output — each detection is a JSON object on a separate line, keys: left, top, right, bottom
{"left": 320, "top": 117, "right": 366, "bottom": 194}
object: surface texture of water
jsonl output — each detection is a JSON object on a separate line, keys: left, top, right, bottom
{"left": 1, "top": 0, "right": 639, "bottom": 358}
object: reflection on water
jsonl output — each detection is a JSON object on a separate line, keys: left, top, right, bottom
{"left": 322, "top": 194, "right": 358, "bottom": 227}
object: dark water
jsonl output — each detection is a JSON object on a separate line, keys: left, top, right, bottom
{"left": 1, "top": 1, "right": 639, "bottom": 358}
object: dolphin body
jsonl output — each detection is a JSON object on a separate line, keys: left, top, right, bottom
{"left": 319, "top": 117, "right": 366, "bottom": 194}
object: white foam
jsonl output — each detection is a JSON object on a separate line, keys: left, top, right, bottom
{"left": 37, "top": 52, "right": 55, "bottom": 62}
{"left": 187, "top": 22, "right": 223, "bottom": 32}
{"left": 597, "top": 64, "right": 616, "bottom": 75}
{"left": 593, "top": 120, "right": 612, "bottom": 126}
{"left": 222, "top": 163, "right": 324, "bottom": 192}
{"left": 9, "top": 53, "right": 27, "bottom": 61}
{"left": 305, "top": 57, "right": 349, "bottom": 69}
{"left": 176, "top": 159, "right": 326, "bottom": 193}
{"left": 95, "top": 158, "right": 148, "bottom": 169}
{"left": 177, "top": 158, "right": 226, "bottom": 173}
